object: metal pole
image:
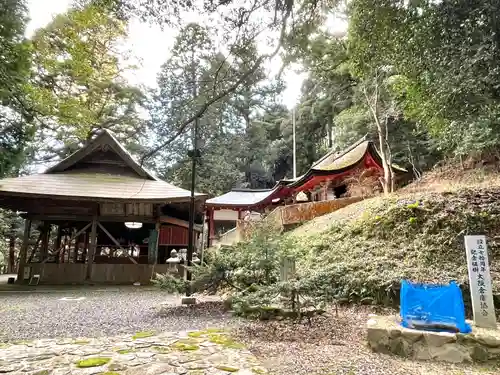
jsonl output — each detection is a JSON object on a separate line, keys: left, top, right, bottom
{"left": 186, "top": 55, "right": 198, "bottom": 297}
{"left": 292, "top": 107, "right": 297, "bottom": 179}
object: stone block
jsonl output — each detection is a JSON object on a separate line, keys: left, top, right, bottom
{"left": 474, "top": 334, "right": 500, "bottom": 348}
{"left": 401, "top": 328, "right": 424, "bottom": 343}
{"left": 367, "top": 327, "right": 389, "bottom": 347}
{"left": 390, "top": 338, "right": 411, "bottom": 357}
{"left": 388, "top": 327, "right": 402, "bottom": 338}
{"left": 423, "top": 331, "right": 457, "bottom": 347}
{"left": 413, "top": 341, "right": 432, "bottom": 361}
{"left": 428, "top": 343, "right": 471, "bottom": 363}
{"left": 471, "top": 345, "right": 490, "bottom": 362}
{"left": 181, "top": 297, "right": 197, "bottom": 305}
{"left": 366, "top": 315, "right": 500, "bottom": 364}
{"left": 485, "top": 347, "right": 500, "bottom": 360}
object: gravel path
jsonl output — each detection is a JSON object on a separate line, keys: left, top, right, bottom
{"left": 234, "top": 306, "right": 500, "bottom": 375}
{"left": 0, "top": 288, "right": 235, "bottom": 341}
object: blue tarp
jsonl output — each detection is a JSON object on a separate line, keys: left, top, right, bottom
{"left": 400, "top": 280, "right": 471, "bottom": 333}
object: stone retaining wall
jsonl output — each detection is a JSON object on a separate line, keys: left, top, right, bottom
{"left": 367, "top": 315, "right": 500, "bottom": 363}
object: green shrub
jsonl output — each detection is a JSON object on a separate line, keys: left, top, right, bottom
{"left": 152, "top": 273, "right": 187, "bottom": 294}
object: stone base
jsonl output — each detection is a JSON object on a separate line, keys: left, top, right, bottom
{"left": 181, "top": 296, "right": 197, "bottom": 305}
{"left": 367, "top": 315, "right": 500, "bottom": 363}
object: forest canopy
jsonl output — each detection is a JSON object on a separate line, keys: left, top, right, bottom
{"left": 1, "top": 0, "right": 500, "bottom": 192}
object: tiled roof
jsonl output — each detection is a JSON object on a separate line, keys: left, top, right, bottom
{"left": 205, "top": 188, "right": 279, "bottom": 207}
{"left": 0, "top": 173, "right": 204, "bottom": 202}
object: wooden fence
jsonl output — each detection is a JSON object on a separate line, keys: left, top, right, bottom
{"left": 222, "top": 197, "right": 364, "bottom": 244}
{"left": 25, "top": 263, "right": 180, "bottom": 285}
{"left": 279, "top": 197, "right": 364, "bottom": 226}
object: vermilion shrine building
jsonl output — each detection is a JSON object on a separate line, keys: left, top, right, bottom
{"left": 0, "top": 130, "right": 206, "bottom": 284}
{"left": 205, "top": 138, "right": 408, "bottom": 245}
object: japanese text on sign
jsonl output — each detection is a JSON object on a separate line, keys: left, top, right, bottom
{"left": 464, "top": 235, "right": 497, "bottom": 328}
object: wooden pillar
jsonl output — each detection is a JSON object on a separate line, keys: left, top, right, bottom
{"left": 86, "top": 218, "right": 97, "bottom": 280}
{"left": 8, "top": 229, "right": 15, "bottom": 274}
{"left": 55, "top": 225, "right": 62, "bottom": 251}
{"left": 41, "top": 222, "right": 50, "bottom": 262}
{"left": 208, "top": 208, "right": 215, "bottom": 248}
{"left": 74, "top": 231, "right": 83, "bottom": 263}
{"left": 82, "top": 232, "right": 88, "bottom": 264}
{"left": 148, "top": 222, "right": 160, "bottom": 264}
{"left": 16, "top": 219, "right": 31, "bottom": 283}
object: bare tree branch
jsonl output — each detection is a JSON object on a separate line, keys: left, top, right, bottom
{"left": 140, "top": 10, "right": 292, "bottom": 164}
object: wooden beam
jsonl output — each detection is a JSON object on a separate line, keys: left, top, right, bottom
{"left": 97, "top": 222, "right": 138, "bottom": 264}
{"left": 42, "top": 222, "right": 92, "bottom": 264}
{"left": 160, "top": 215, "right": 203, "bottom": 232}
{"left": 27, "top": 231, "right": 42, "bottom": 264}
{"left": 16, "top": 219, "right": 31, "bottom": 283}
{"left": 86, "top": 217, "right": 97, "bottom": 280}
{"left": 23, "top": 213, "right": 156, "bottom": 224}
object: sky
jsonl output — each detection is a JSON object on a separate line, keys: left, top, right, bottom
{"left": 26, "top": 0, "right": 347, "bottom": 108}
{"left": 26, "top": 0, "right": 300, "bottom": 107}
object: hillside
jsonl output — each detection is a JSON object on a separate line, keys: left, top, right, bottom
{"left": 286, "top": 186, "right": 500, "bottom": 310}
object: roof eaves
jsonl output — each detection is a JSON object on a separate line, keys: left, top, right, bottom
{"left": 44, "top": 129, "right": 158, "bottom": 180}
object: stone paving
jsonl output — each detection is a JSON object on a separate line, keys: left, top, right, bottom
{"left": 0, "top": 329, "right": 266, "bottom": 375}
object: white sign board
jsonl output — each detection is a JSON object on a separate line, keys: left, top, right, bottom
{"left": 464, "top": 235, "right": 497, "bottom": 328}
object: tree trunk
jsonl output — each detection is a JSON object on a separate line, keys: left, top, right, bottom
{"left": 363, "top": 76, "right": 393, "bottom": 195}
{"left": 375, "top": 121, "right": 392, "bottom": 195}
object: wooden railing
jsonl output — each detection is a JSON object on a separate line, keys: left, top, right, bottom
{"left": 216, "top": 197, "right": 365, "bottom": 244}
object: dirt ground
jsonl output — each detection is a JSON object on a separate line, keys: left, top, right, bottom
{"left": 233, "top": 306, "right": 500, "bottom": 375}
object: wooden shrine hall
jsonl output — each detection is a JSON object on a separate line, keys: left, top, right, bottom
{"left": 0, "top": 130, "right": 206, "bottom": 285}
{"left": 205, "top": 138, "right": 409, "bottom": 245}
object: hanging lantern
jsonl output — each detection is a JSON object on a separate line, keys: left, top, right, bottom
{"left": 124, "top": 222, "right": 142, "bottom": 229}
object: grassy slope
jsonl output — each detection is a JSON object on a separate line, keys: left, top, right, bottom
{"left": 285, "top": 185, "right": 500, "bottom": 309}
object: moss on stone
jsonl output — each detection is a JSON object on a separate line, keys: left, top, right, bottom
{"left": 178, "top": 338, "right": 202, "bottom": 344}
{"left": 116, "top": 349, "right": 135, "bottom": 354}
{"left": 75, "top": 357, "right": 111, "bottom": 368}
{"left": 205, "top": 327, "right": 226, "bottom": 333}
{"left": 208, "top": 333, "right": 245, "bottom": 349}
{"left": 171, "top": 342, "right": 200, "bottom": 351}
{"left": 73, "top": 340, "right": 91, "bottom": 345}
{"left": 215, "top": 365, "right": 239, "bottom": 372}
{"left": 252, "top": 367, "right": 266, "bottom": 374}
{"left": 187, "top": 331, "right": 204, "bottom": 338}
{"left": 12, "top": 340, "right": 32, "bottom": 345}
{"left": 132, "top": 331, "right": 155, "bottom": 340}
{"left": 152, "top": 345, "right": 171, "bottom": 353}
